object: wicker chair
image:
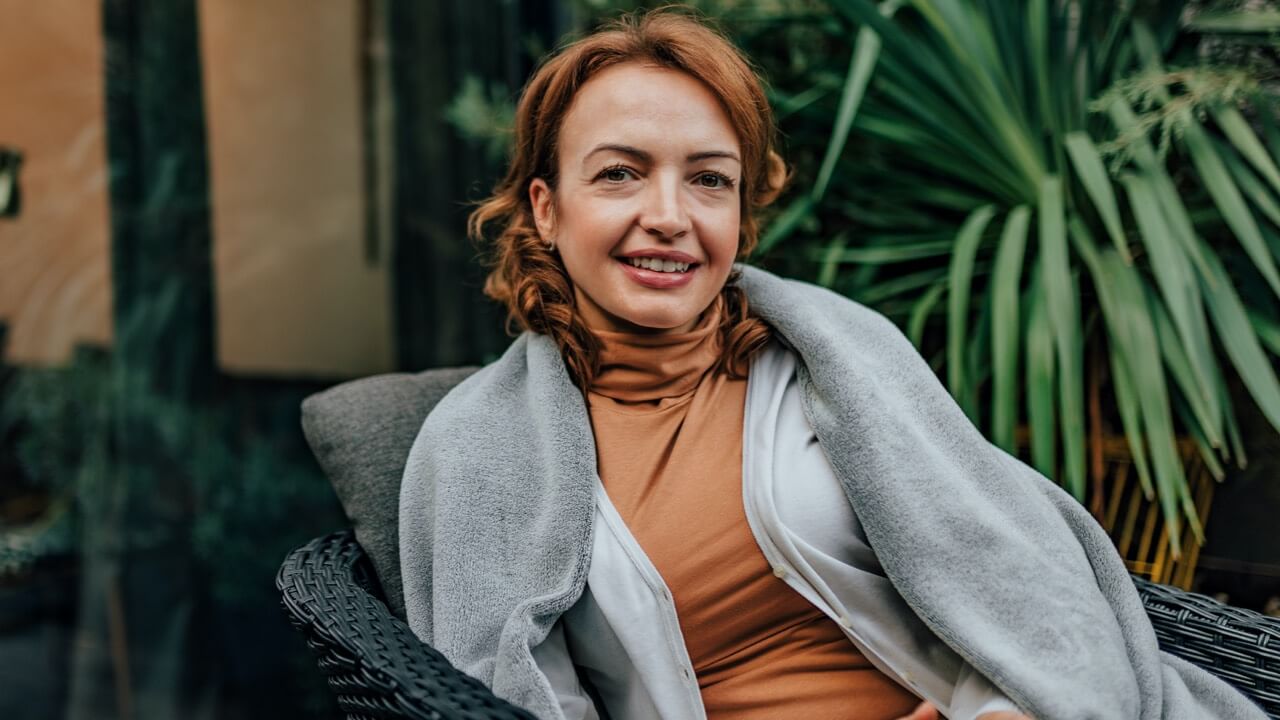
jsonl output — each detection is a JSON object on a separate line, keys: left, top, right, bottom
{"left": 283, "top": 367, "right": 1280, "bottom": 718}
{"left": 278, "top": 530, "right": 1280, "bottom": 720}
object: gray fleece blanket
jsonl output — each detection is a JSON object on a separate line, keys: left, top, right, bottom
{"left": 398, "top": 264, "right": 1266, "bottom": 720}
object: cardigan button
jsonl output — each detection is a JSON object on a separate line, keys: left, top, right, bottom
{"left": 772, "top": 565, "right": 788, "bottom": 578}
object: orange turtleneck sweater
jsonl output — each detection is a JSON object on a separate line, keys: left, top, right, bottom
{"left": 585, "top": 300, "right": 920, "bottom": 719}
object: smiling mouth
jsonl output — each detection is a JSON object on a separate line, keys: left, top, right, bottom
{"left": 621, "top": 257, "right": 696, "bottom": 273}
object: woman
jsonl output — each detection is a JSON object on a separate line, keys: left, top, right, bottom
{"left": 398, "top": 8, "right": 1267, "bottom": 720}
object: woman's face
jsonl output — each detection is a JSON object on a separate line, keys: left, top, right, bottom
{"left": 529, "top": 62, "right": 742, "bottom": 334}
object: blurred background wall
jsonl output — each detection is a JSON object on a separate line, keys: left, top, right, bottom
{"left": 0, "top": 0, "right": 562, "bottom": 717}
{"left": 201, "top": 0, "right": 394, "bottom": 378}
{"left": 0, "top": 1, "right": 114, "bottom": 365}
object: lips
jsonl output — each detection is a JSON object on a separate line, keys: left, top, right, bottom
{"left": 624, "top": 256, "right": 693, "bottom": 273}
{"left": 616, "top": 257, "right": 698, "bottom": 289}
{"left": 617, "top": 249, "right": 700, "bottom": 264}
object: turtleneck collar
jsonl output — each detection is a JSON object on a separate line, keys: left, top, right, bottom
{"left": 588, "top": 296, "right": 724, "bottom": 404}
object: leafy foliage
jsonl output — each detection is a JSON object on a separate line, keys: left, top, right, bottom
{"left": 755, "top": 0, "right": 1280, "bottom": 555}
{"left": 0, "top": 335, "right": 341, "bottom": 607}
{"left": 445, "top": 76, "right": 516, "bottom": 165}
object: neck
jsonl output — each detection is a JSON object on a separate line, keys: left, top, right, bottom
{"left": 588, "top": 296, "right": 724, "bottom": 402}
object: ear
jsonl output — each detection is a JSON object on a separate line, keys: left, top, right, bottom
{"left": 528, "top": 178, "right": 556, "bottom": 242}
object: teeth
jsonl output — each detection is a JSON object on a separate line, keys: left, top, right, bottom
{"left": 627, "top": 257, "right": 691, "bottom": 273}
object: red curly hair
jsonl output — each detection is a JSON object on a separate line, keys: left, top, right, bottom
{"left": 469, "top": 7, "right": 788, "bottom": 388}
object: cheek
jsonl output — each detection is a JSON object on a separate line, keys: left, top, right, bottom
{"left": 553, "top": 204, "right": 628, "bottom": 282}
{"left": 702, "top": 204, "right": 742, "bottom": 262}
{"left": 558, "top": 196, "right": 631, "bottom": 245}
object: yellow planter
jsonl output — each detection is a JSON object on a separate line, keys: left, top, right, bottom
{"left": 1092, "top": 435, "right": 1216, "bottom": 591}
{"left": 1014, "top": 428, "right": 1216, "bottom": 591}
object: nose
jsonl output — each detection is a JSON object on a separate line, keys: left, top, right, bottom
{"left": 638, "top": 172, "right": 691, "bottom": 240}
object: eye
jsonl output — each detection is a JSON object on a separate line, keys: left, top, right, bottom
{"left": 597, "top": 165, "right": 636, "bottom": 183}
{"left": 697, "top": 171, "right": 735, "bottom": 190}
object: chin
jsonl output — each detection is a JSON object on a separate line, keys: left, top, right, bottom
{"left": 613, "top": 305, "right": 703, "bottom": 333}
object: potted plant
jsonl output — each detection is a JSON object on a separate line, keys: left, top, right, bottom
{"left": 747, "top": 0, "right": 1280, "bottom": 564}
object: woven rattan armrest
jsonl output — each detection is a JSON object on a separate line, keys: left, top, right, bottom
{"left": 280, "top": 531, "right": 1280, "bottom": 719}
{"left": 276, "top": 530, "right": 537, "bottom": 720}
{"left": 1132, "top": 575, "right": 1280, "bottom": 716}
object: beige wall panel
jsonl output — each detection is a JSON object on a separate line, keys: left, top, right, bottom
{"left": 0, "top": 0, "right": 114, "bottom": 365}
{"left": 200, "top": 0, "right": 393, "bottom": 378}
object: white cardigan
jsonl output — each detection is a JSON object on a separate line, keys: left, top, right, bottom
{"left": 530, "top": 342, "right": 1022, "bottom": 720}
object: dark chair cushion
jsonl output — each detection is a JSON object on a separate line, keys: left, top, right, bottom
{"left": 300, "top": 366, "right": 478, "bottom": 618}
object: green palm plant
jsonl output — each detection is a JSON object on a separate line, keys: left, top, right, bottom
{"left": 758, "top": 0, "right": 1280, "bottom": 556}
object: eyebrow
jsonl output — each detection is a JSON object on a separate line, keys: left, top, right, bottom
{"left": 583, "top": 143, "right": 741, "bottom": 165}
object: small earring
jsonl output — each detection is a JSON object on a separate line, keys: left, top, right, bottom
{"left": 545, "top": 237, "right": 556, "bottom": 251}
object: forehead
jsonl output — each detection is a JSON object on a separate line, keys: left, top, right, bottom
{"left": 558, "top": 62, "right": 740, "bottom": 157}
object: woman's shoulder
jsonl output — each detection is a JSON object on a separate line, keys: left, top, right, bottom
{"left": 737, "top": 264, "right": 913, "bottom": 353}
{"left": 423, "top": 334, "right": 535, "bottom": 422}
{"left": 418, "top": 331, "right": 588, "bottom": 441}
